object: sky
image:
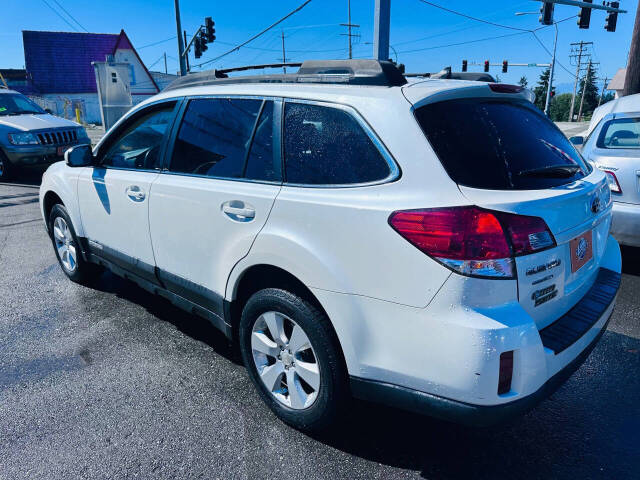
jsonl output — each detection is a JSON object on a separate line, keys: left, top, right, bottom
{"left": 1, "top": 0, "right": 637, "bottom": 93}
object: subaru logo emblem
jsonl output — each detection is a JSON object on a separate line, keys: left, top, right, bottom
{"left": 576, "top": 237, "right": 588, "bottom": 260}
{"left": 591, "top": 196, "right": 601, "bottom": 214}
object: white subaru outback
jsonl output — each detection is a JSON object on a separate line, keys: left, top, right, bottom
{"left": 40, "top": 60, "right": 621, "bottom": 431}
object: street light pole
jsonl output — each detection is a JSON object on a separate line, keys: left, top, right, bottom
{"left": 543, "top": 23, "right": 558, "bottom": 116}
{"left": 174, "top": 0, "right": 187, "bottom": 76}
{"left": 373, "top": 0, "right": 390, "bottom": 61}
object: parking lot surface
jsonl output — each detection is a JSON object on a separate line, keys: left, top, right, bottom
{"left": 1, "top": 174, "right": 639, "bottom": 480}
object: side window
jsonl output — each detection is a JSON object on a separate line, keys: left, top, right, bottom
{"left": 244, "top": 101, "right": 279, "bottom": 182}
{"left": 283, "top": 102, "right": 391, "bottom": 185}
{"left": 169, "top": 98, "right": 264, "bottom": 178}
{"left": 101, "top": 104, "right": 176, "bottom": 170}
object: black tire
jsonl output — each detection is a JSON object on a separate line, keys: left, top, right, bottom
{"left": 0, "top": 151, "right": 14, "bottom": 182}
{"left": 239, "top": 288, "right": 349, "bottom": 432}
{"left": 48, "top": 204, "right": 103, "bottom": 284}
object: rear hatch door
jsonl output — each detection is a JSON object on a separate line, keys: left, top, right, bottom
{"left": 410, "top": 90, "right": 612, "bottom": 329}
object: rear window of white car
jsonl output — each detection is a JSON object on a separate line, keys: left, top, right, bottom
{"left": 415, "top": 99, "right": 591, "bottom": 190}
{"left": 597, "top": 117, "right": 640, "bottom": 149}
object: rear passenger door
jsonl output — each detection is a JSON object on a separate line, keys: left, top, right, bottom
{"left": 148, "top": 97, "right": 282, "bottom": 318}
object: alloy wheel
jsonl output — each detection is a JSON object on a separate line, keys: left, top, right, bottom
{"left": 251, "top": 311, "right": 320, "bottom": 410}
{"left": 53, "top": 216, "right": 77, "bottom": 272}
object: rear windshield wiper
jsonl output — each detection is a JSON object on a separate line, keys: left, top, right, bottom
{"left": 517, "top": 165, "right": 581, "bottom": 178}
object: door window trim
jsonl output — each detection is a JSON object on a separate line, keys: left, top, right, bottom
{"left": 281, "top": 98, "right": 401, "bottom": 188}
{"left": 161, "top": 94, "right": 284, "bottom": 186}
{"left": 94, "top": 99, "right": 181, "bottom": 173}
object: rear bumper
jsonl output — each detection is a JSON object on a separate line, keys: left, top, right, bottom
{"left": 611, "top": 201, "right": 640, "bottom": 247}
{"left": 351, "top": 305, "right": 613, "bottom": 426}
{"left": 350, "top": 267, "right": 620, "bottom": 426}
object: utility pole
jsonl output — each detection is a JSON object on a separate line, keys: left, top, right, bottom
{"left": 341, "top": 0, "right": 360, "bottom": 59}
{"left": 174, "top": 0, "right": 187, "bottom": 76}
{"left": 164, "top": 52, "right": 168, "bottom": 74}
{"left": 568, "top": 41, "right": 592, "bottom": 122}
{"left": 598, "top": 76, "right": 608, "bottom": 107}
{"left": 623, "top": 2, "right": 640, "bottom": 95}
{"left": 543, "top": 23, "right": 558, "bottom": 117}
{"left": 577, "top": 60, "right": 592, "bottom": 122}
{"left": 184, "top": 30, "right": 190, "bottom": 72}
{"left": 373, "top": 0, "right": 390, "bottom": 61}
{"left": 280, "top": 31, "right": 288, "bottom": 73}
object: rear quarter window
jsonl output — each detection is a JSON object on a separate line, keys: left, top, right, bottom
{"left": 415, "top": 98, "right": 591, "bottom": 190}
{"left": 283, "top": 102, "right": 391, "bottom": 185}
{"left": 597, "top": 117, "right": 640, "bottom": 149}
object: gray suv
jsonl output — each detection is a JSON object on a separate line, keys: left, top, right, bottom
{"left": 0, "top": 88, "right": 89, "bottom": 181}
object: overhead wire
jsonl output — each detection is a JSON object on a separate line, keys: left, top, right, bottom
{"left": 40, "top": 0, "right": 79, "bottom": 32}
{"left": 50, "top": 0, "right": 88, "bottom": 32}
{"left": 193, "top": 0, "right": 313, "bottom": 68}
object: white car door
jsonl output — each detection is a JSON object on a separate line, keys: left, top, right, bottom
{"left": 77, "top": 101, "right": 179, "bottom": 282}
{"left": 148, "top": 97, "right": 282, "bottom": 318}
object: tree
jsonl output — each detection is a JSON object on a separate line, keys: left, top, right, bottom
{"left": 518, "top": 76, "right": 528, "bottom": 88}
{"left": 533, "top": 68, "right": 550, "bottom": 111}
{"left": 549, "top": 93, "right": 572, "bottom": 122}
{"left": 577, "top": 64, "right": 599, "bottom": 120}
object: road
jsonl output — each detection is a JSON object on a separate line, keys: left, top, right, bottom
{"left": 1, "top": 173, "right": 639, "bottom": 480}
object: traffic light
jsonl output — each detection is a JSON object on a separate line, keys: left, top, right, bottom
{"left": 194, "top": 36, "right": 202, "bottom": 59}
{"left": 205, "top": 17, "right": 216, "bottom": 43}
{"left": 484, "top": 60, "right": 490, "bottom": 73}
{"left": 199, "top": 30, "right": 208, "bottom": 53}
{"left": 462, "top": 60, "right": 468, "bottom": 72}
{"left": 605, "top": 2, "right": 619, "bottom": 32}
{"left": 577, "top": 0, "right": 592, "bottom": 29}
{"left": 539, "top": 1, "right": 554, "bottom": 26}
{"left": 550, "top": 89, "right": 556, "bottom": 98}
{"left": 502, "top": 60, "right": 508, "bottom": 73}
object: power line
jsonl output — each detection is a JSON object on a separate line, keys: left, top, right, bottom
{"left": 40, "top": 0, "right": 79, "bottom": 32}
{"left": 194, "top": 0, "right": 313, "bottom": 68}
{"left": 139, "top": 36, "right": 177, "bottom": 50}
{"left": 50, "top": 0, "right": 88, "bottom": 32}
{"left": 417, "top": 0, "right": 530, "bottom": 32}
{"left": 397, "top": 31, "right": 529, "bottom": 54}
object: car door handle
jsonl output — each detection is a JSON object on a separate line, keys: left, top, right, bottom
{"left": 222, "top": 202, "right": 255, "bottom": 221}
{"left": 125, "top": 186, "right": 145, "bottom": 202}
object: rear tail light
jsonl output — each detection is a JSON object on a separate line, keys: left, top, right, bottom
{"left": 388, "top": 206, "right": 556, "bottom": 279}
{"left": 603, "top": 170, "right": 622, "bottom": 194}
{"left": 498, "top": 351, "right": 514, "bottom": 395}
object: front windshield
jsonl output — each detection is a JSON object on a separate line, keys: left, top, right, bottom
{"left": 0, "top": 93, "right": 45, "bottom": 116}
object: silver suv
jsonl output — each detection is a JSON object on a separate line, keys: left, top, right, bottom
{"left": 0, "top": 88, "right": 89, "bottom": 181}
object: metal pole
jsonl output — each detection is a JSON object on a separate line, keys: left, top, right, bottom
{"left": 348, "top": 0, "right": 352, "bottom": 59}
{"left": 373, "top": 0, "right": 390, "bottom": 61}
{"left": 568, "top": 41, "right": 584, "bottom": 122}
{"left": 184, "top": 30, "right": 190, "bottom": 72}
{"left": 598, "top": 76, "right": 608, "bottom": 107}
{"left": 577, "top": 60, "right": 591, "bottom": 121}
{"left": 544, "top": 23, "right": 557, "bottom": 116}
{"left": 281, "top": 31, "right": 287, "bottom": 74}
{"left": 174, "top": 0, "right": 187, "bottom": 76}
{"left": 164, "top": 52, "right": 167, "bottom": 74}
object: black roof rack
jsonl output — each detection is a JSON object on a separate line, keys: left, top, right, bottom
{"left": 165, "top": 59, "right": 408, "bottom": 91}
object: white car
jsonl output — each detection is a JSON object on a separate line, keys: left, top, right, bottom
{"left": 572, "top": 95, "right": 640, "bottom": 247}
{"left": 40, "top": 60, "right": 621, "bottom": 431}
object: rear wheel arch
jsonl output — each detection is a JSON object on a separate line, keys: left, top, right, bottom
{"left": 228, "top": 264, "right": 347, "bottom": 367}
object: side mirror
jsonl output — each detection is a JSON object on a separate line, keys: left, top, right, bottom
{"left": 65, "top": 144, "right": 94, "bottom": 167}
{"left": 569, "top": 136, "right": 585, "bottom": 146}
{"left": 44, "top": 108, "right": 53, "bottom": 114}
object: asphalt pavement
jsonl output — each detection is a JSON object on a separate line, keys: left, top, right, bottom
{"left": 1, "top": 170, "right": 639, "bottom": 480}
